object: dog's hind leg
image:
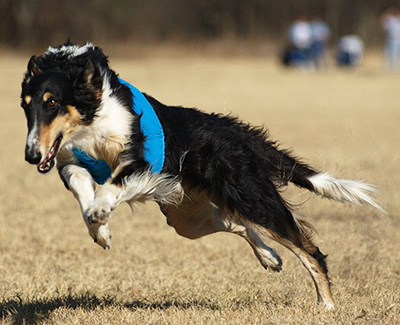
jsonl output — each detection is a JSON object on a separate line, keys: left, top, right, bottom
{"left": 260, "top": 212, "right": 335, "bottom": 309}
{"left": 222, "top": 220, "right": 283, "bottom": 272}
{"left": 59, "top": 164, "right": 112, "bottom": 249}
{"left": 163, "top": 192, "right": 334, "bottom": 307}
{"left": 160, "top": 192, "right": 282, "bottom": 272}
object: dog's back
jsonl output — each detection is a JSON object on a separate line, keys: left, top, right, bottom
{"left": 20, "top": 42, "right": 384, "bottom": 310}
{"left": 149, "top": 94, "right": 383, "bottom": 215}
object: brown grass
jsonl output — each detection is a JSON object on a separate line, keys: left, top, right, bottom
{"left": 0, "top": 51, "right": 399, "bottom": 324}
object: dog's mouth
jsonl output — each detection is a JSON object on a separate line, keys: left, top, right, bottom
{"left": 37, "top": 134, "right": 63, "bottom": 173}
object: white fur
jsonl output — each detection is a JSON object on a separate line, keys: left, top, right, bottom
{"left": 56, "top": 79, "right": 136, "bottom": 248}
{"left": 60, "top": 164, "right": 112, "bottom": 249}
{"left": 84, "top": 171, "right": 183, "bottom": 236}
{"left": 63, "top": 89, "right": 134, "bottom": 161}
{"left": 26, "top": 120, "right": 39, "bottom": 152}
{"left": 307, "top": 172, "right": 385, "bottom": 213}
{"left": 228, "top": 221, "right": 282, "bottom": 271}
{"left": 119, "top": 172, "right": 183, "bottom": 207}
{"left": 46, "top": 42, "right": 95, "bottom": 57}
{"left": 43, "top": 44, "right": 133, "bottom": 163}
{"left": 93, "top": 171, "right": 183, "bottom": 212}
{"left": 96, "top": 79, "right": 134, "bottom": 141}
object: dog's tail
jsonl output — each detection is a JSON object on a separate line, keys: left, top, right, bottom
{"left": 306, "top": 172, "right": 385, "bottom": 213}
{"left": 272, "top": 150, "right": 385, "bottom": 213}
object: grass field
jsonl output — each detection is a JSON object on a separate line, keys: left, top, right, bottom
{"left": 0, "top": 49, "right": 399, "bottom": 324}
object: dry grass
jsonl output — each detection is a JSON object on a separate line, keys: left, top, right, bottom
{"left": 0, "top": 50, "right": 399, "bottom": 324}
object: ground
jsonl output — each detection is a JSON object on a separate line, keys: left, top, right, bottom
{"left": 0, "top": 49, "right": 399, "bottom": 324}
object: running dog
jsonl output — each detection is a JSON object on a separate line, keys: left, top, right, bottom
{"left": 20, "top": 42, "right": 384, "bottom": 309}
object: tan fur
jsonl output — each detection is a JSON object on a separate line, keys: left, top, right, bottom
{"left": 39, "top": 105, "right": 83, "bottom": 155}
{"left": 94, "top": 136, "right": 126, "bottom": 170}
{"left": 51, "top": 109, "right": 130, "bottom": 172}
{"left": 24, "top": 95, "right": 31, "bottom": 105}
{"left": 39, "top": 121, "right": 60, "bottom": 154}
{"left": 43, "top": 92, "right": 53, "bottom": 102}
{"left": 161, "top": 190, "right": 283, "bottom": 272}
{"left": 69, "top": 134, "right": 127, "bottom": 172}
{"left": 257, "top": 226, "right": 334, "bottom": 309}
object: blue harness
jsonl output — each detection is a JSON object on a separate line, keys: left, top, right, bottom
{"left": 72, "top": 78, "right": 165, "bottom": 184}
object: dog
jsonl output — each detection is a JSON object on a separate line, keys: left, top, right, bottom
{"left": 20, "top": 42, "right": 384, "bottom": 309}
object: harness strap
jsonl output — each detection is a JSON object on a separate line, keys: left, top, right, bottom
{"left": 72, "top": 147, "right": 111, "bottom": 185}
{"left": 72, "top": 78, "right": 165, "bottom": 184}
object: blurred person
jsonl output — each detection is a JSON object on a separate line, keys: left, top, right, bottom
{"left": 284, "top": 15, "right": 313, "bottom": 68}
{"left": 336, "top": 35, "right": 364, "bottom": 67}
{"left": 381, "top": 7, "right": 400, "bottom": 71}
{"left": 310, "top": 16, "right": 330, "bottom": 68}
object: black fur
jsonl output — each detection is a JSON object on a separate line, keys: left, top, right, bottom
{"left": 21, "top": 41, "right": 321, "bottom": 254}
{"left": 23, "top": 42, "right": 357, "bottom": 308}
{"left": 23, "top": 46, "right": 107, "bottom": 123}
{"left": 144, "top": 97, "right": 314, "bottom": 240}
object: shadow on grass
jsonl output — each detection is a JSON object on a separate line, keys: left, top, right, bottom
{"left": 0, "top": 292, "right": 222, "bottom": 324}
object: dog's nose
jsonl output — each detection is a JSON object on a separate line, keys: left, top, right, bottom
{"left": 25, "top": 147, "right": 41, "bottom": 164}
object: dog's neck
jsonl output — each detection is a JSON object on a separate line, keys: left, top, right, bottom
{"left": 69, "top": 79, "right": 165, "bottom": 184}
{"left": 68, "top": 93, "right": 132, "bottom": 170}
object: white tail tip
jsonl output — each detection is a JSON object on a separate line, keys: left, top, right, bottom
{"left": 308, "top": 172, "right": 386, "bottom": 214}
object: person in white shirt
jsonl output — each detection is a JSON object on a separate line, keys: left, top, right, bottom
{"left": 336, "top": 35, "right": 364, "bottom": 66}
{"left": 287, "top": 15, "right": 313, "bottom": 67}
{"left": 310, "top": 17, "right": 330, "bottom": 68}
{"left": 381, "top": 7, "right": 400, "bottom": 71}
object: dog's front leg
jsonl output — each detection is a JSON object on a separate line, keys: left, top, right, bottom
{"left": 85, "top": 182, "right": 120, "bottom": 225}
{"left": 86, "top": 169, "right": 182, "bottom": 225}
{"left": 59, "top": 164, "right": 112, "bottom": 249}
{"left": 85, "top": 171, "right": 155, "bottom": 225}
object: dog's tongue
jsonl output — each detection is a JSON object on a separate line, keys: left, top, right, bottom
{"left": 38, "top": 154, "right": 55, "bottom": 173}
{"left": 37, "top": 136, "right": 62, "bottom": 173}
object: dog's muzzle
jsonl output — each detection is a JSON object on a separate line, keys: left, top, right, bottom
{"left": 37, "top": 134, "right": 63, "bottom": 173}
{"left": 25, "top": 145, "right": 41, "bottom": 165}
{"left": 25, "top": 134, "right": 63, "bottom": 174}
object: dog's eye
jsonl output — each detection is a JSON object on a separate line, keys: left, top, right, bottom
{"left": 47, "top": 98, "right": 58, "bottom": 108}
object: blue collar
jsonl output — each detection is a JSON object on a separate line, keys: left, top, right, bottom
{"left": 72, "top": 78, "right": 165, "bottom": 184}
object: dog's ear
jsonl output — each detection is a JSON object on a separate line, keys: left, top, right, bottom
{"left": 72, "top": 59, "right": 103, "bottom": 122}
{"left": 76, "top": 59, "right": 102, "bottom": 91}
{"left": 22, "top": 55, "right": 43, "bottom": 95}
{"left": 27, "top": 55, "right": 43, "bottom": 77}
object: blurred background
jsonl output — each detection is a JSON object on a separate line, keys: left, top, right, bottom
{"left": 1, "top": 2, "right": 400, "bottom": 323}
{"left": 0, "top": 0, "right": 399, "bottom": 55}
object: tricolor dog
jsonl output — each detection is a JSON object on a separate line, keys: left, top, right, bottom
{"left": 20, "top": 42, "right": 384, "bottom": 309}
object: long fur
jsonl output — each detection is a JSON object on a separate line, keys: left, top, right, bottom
{"left": 20, "top": 42, "right": 384, "bottom": 309}
{"left": 307, "top": 172, "right": 385, "bottom": 213}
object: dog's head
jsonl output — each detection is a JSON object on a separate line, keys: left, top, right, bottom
{"left": 21, "top": 43, "right": 108, "bottom": 173}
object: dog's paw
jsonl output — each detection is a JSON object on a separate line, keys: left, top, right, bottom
{"left": 86, "top": 201, "right": 112, "bottom": 225}
{"left": 88, "top": 223, "right": 112, "bottom": 250}
{"left": 255, "top": 249, "right": 283, "bottom": 272}
{"left": 266, "top": 258, "right": 283, "bottom": 272}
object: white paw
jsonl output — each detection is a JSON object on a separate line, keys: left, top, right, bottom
{"left": 88, "top": 223, "right": 112, "bottom": 250}
{"left": 255, "top": 249, "right": 283, "bottom": 272}
{"left": 86, "top": 200, "right": 112, "bottom": 225}
{"left": 319, "top": 301, "right": 335, "bottom": 310}
{"left": 263, "top": 255, "right": 283, "bottom": 272}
